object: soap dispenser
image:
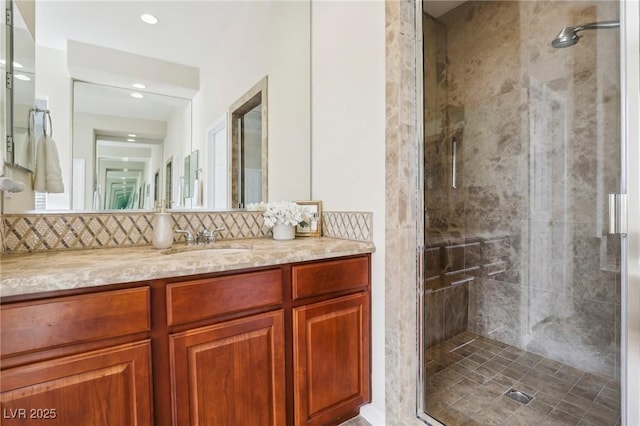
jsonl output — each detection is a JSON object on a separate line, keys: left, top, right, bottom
{"left": 153, "top": 200, "right": 173, "bottom": 249}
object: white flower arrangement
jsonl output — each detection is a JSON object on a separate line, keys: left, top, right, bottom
{"left": 248, "top": 201, "right": 306, "bottom": 228}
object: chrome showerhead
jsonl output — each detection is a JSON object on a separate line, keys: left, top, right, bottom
{"left": 551, "top": 26, "right": 581, "bottom": 48}
{"left": 551, "top": 20, "right": 620, "bottom": 49}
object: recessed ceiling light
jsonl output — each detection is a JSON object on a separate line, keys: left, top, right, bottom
{"left": 130, "top": 92, "right": 144, "bottom": 99}
{"left": 128, "top": 134, "right": 137, "bottom": 138}
{"left": 121, "top": 177, "right": 126, "bottom": 180}
{"left": 123, "top": 157, "right": 129, "bottom": 162}
{"left": 127, "top": 138, "right": 135, "bottom": 142}
{"left": 14, "top": 74, "right": 31, "bottom": 81}
{"left": 132, "top": 83, "right": 146, "bottom": 89}
{"left": 140, "top": 13, "right": 158, "bottom": 25}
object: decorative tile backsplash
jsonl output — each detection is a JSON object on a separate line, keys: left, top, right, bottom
{"left": 322, "top": 211, "right": 372, "bottom": 242}
{"left": 1, "top": 211, "right": 372, "bottom": 254}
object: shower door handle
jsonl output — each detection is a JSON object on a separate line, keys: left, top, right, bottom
{"left": 451, "top": 138, "right": 457, "bottom": 189}
{"left": 608, "top": 193, "right": 628, "bottom": 235}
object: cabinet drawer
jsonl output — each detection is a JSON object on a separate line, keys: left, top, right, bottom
{"left": 167, "top": 269, "right": 283, "bottom": 326}
{"left": 292, "top": 256, "right": 369, "bottom": 301}
{"left": 1, "top": 287, "right": 151, "bottom": 358}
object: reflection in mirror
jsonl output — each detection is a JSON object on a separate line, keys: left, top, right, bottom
{"left": 1, "top": 0, "right": 5, "bottom": 164}
{"left": 187, "top": 150, "right": 200, "bottom": 207}
{"left": 72, "top": 81, "right": 191, "bottom": 210}
{"left": 8, "top": 0, "right": 36, "bottom": 171}
{"left": 2, "top": 0, "right": 310, "bottom": 213}
{"left": 230, "top": 77, "right": 267, "bottom": 209}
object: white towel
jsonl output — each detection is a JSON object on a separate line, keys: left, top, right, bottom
{"left": 34, "top": 134, "right": 64, "bottom": 193}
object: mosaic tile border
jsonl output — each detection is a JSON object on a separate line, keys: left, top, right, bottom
{"left": 1, "top": 210, "right": 372, "bottom": 254}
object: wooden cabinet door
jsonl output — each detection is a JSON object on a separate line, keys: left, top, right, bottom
{"left": 293, "top": 292, "right": 371, "bottom": 426}
{"left": 170, "top": 310, "right": 285, "bottom": 426}
{"left": 0, "top": 340, "right": 153, "bottom": 426}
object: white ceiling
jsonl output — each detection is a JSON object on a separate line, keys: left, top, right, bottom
{"left": 73, "top": 81, "right": 190, "bottom": 121}
{"left": 36, "top": 0, "right": 250, "bottom": 69}
{"left": 36, "top": 1, "right": 239, "bottom": 123}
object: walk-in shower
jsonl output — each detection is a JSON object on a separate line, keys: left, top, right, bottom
{"left": 551, "top": 20, "right": 620, "bottom": 48}
{"left": 419, "top": 1, "right": 627, "bottom": 425}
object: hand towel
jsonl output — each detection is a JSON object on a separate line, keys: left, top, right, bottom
{"left": 34, "top": 134, "right": 64, "bottom": 193}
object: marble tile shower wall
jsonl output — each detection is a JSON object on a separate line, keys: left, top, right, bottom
{"left": 0, "top": 211, "right": 372, "bottom": 253}
{"left": 425, "top": 0, "right": 620, "bottom": 379}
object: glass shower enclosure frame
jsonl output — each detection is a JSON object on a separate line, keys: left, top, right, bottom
{"left": 415, "top": 0, "right": 640, "bottom": 425}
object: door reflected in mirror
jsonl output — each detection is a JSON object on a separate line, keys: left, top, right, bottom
{"left": 230, "top": 77, "right": 268, "bottom": 209}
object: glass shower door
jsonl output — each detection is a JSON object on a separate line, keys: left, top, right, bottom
{"left": 419, "top": 1, "right": 628, "bottom": 424}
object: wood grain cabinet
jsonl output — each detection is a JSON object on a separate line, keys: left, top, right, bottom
{"left": 0, "top": 288, "right": 153, "bottom": 426}
{"left": 1, "top": 341, "right": 153, "bottom": 426}
{"left": 294, "top": 293, "right": 370, "bottom": 426}
{"left": 0, "top": 254, "right": 371, "bottom": 426}
{"left": 170, "top": 310, "right": 286, "bottom": 426}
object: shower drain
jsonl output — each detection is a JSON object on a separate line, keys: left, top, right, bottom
{"left": 505, "top": 389, "right": 533, "bottom": 405}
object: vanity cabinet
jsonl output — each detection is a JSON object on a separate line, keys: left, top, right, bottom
{"left": 293, "top": 293, "right": 370, "bottom": 426}
{"left": 0, "top": 288, "right": 153, "bottom": 425}
{"left": 291, "top": 256, "right": 371, "bottom": 426}
{"left": 0, "top": 254, "right": 371, "bottom": 426}
{"left": 166, "top": 269, "right": 285, "bottom": 426}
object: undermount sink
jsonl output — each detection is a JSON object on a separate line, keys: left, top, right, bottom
{"left": 162, "top": 245, "right": 253, "bottom": 256}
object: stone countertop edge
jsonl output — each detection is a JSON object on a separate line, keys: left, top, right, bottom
{"left": 0, "top": 237, "right": 376, "bottom": 298}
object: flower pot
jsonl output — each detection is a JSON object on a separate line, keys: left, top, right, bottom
{"left": 272, "top": 223, "right": 295, "bottom": 240}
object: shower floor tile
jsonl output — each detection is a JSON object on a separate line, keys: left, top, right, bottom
{"left": 425, "top": 332, "right": 621, "bottom": 426}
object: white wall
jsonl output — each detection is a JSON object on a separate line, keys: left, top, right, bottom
{"left": 192, "top": 0, "right": 310, "bottom": 203}
{"left": 311, "top": 1, "right": 386, "bottom": 423}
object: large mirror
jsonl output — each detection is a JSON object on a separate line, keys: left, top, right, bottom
{"left": 2, "top": 0, "right": 311, "bottom": 213}
{"left": 4, "top": 0, "right": 36, "bottom": 171}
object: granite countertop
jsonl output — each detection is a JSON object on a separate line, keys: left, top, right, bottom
{"left": 0, "top": 237, "right": 375, "bottom": 298}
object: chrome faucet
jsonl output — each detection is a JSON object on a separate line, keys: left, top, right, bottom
{"left": 196, "top": 227, "right": 226, "bottom": 244}
{"left": 174, "top": 229, "right": 195, "bottom": 245}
